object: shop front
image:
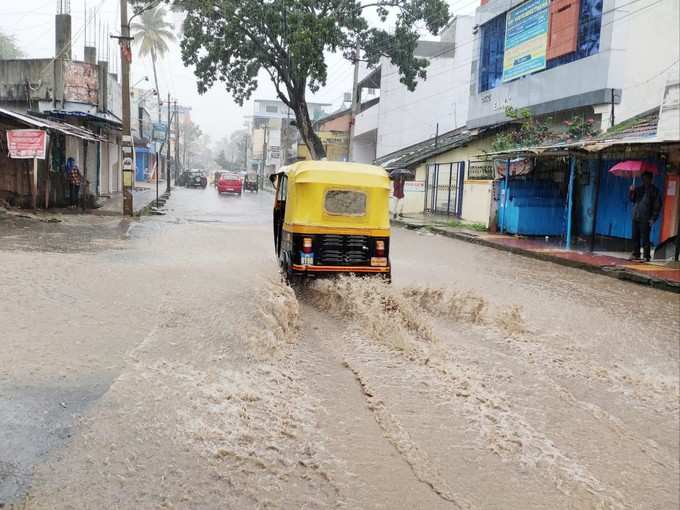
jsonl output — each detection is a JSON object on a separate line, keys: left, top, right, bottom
{"left": 485, "top": 141, "right": 679, "bottom": 258}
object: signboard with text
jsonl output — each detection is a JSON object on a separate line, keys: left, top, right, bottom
{"left": 467, "top": 160, "right": 495, "bottom": 180}
{"left": 6, "top": 129, "right": 47, "bottom": 159}
{"left": 152, "top": 123, "right": 167, "bottom": 142}
{"left": 404, "top": 181, "right": 425, "bottom": 192}
{"left": 502, "top": 0, "right": 549, "bottom": 83}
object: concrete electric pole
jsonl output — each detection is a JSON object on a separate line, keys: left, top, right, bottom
{"left": 174, "top": 100, "right": 180, "bottom": 180}
{"left": 118, "top": 0, "right": 134, "bottom": 215}
{"left": 244, "top": 133, "right": 248, "bottom": 171}
{"left": 166, "top": 92, "right": 171, "bottom": 193}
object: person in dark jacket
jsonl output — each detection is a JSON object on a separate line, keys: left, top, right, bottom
{"left": 629, "top": 171, "right": 662, "bottom": 261}
{"left": 391, "top": 174, "right": 406, "bottom": 219}
{"left": 68, "top": 162, "right": 83, "bottom": 208}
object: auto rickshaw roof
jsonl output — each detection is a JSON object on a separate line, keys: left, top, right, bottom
{"left": 274, "top": 161, "right": 390, "bottom": 189}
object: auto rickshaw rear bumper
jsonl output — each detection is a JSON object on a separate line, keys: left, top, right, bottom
{"left": 290, "top": 264, "right": 390, "bottom": 275}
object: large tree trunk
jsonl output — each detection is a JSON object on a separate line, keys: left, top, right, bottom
{"left": 291, "top": 96, "right": 326, "bottom": 160}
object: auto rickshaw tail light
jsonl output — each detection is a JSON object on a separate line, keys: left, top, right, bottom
{"left": 303, "top": 237, "right": 313, "bottom": 253}
{"left": 375, "top": 240, "right": 385, "bottom": 256}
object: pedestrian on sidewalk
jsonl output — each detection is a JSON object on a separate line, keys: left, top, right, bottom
{"left": 629, "top": 171, "right": 662, "bottom": 262}
{"left": 391, "top": 173, "right": 406, "bottom": 219}
{"left": 67, "top": 159, "right": 83, "bottom": 208}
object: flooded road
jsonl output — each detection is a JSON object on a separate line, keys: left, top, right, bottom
{"left": 1, "top": 188, "right": 678, "bottom": 509}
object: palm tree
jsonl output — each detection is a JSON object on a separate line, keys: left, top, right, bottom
{"left": 131, "top": 6, "right": 176, "bottom": 120}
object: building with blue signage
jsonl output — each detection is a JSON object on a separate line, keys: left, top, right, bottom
{"left": 469, "top": 0, "right": 679, "bottom": 131}
{"left": 460, "top": 0, "right": 680, "bottom": 255}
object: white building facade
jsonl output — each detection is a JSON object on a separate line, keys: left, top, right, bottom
{"left": 248, "top": 99, "right": 330, "bottom": 174}
{"left": 376, "top": 16, "right": 474, "bottom": 157}
{"left": 349, "top": 16, "right": 475, "bottom": 163}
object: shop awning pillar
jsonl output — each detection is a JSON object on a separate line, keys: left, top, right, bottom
{"left": 589, "top": 154, "right": 603, "bottom": 252}
{"left": 500, "top": 158, "right": 510, "bottom": 234}
{"left": 565, "top": 156, "right": 576, "bottom": 249}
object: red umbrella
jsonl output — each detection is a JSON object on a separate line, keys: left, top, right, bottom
{"left": 608, "top": 160, "right": 658, "bottom": 177}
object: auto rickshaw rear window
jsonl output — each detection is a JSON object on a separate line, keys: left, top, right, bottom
{"left": 324, "top": 190, "right": 367, "bottom": 216}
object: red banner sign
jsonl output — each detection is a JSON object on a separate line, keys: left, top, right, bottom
{"left": 6, "top": 129, "right": 47, "bottom": 159}
{"left": 494, "top": 157, "right": 533, "bottom": 178}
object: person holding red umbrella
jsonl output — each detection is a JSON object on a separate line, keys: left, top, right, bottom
{"left": 628, "top": 171, "right": 662, "bottom": 261}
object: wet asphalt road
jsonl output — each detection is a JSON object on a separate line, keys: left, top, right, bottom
{"left": 0, "top": 187, "right": 678, "bottom": 509}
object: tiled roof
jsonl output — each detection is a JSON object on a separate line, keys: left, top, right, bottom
{"left": 598, "top": 107, "right": 660, "bottom": 141}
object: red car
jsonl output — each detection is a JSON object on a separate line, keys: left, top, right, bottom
{"left": 217, "top": 172, "right": 242, "bottom": 196}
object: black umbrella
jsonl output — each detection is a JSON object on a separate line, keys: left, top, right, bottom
{"left": 389, "top": 168, "right": 413, "bottom": 179}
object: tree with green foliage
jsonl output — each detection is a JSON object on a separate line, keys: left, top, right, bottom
{"left": 215, "top": 149, "right": 230, "bottom": 170}
{"left": 491, "top": 106, "right": 602, "bottom": 151}
{"left": 0, "top": 32, "right": 25, "bottom": 59}
{"left": 491, "top": 107, "right": 554, "bottom": 152}
{"left": 131, "top": 6, "right": 177, "bottom": 119}
{"left": 138, "top": 0, "right": 449, "bottom": 159}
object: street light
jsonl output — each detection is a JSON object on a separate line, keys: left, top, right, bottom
{"left": 136, "top": 89, "right": 157, "bottom": 103}
{"left": 133, "top": 76, "right": 149, "bottom": 88}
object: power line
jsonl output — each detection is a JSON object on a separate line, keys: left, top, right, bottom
{"left": 625, "top": 58, "right": 680, "bottom": 89}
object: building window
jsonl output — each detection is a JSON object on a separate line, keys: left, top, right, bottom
{"left": 266, "top": 105, "right": 278, "bottom": 113}
{"left": 547, "top": 0, "right": 602, "bottom": 68}
{"left": 478, "top": 0, "right": 602, "bottom": 92}
{"left": 547, "top": 0, "right": 580, "bottom": 60}
{"left": 324, "top": 190, "right": 367, "bottom": 216}
{"left": 479, "top": 13, "right": 506, "bottom": 93}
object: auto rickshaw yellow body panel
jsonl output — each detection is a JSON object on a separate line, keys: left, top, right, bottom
{"left": 272, "top": 161, "right": 392, "bottom": 279}
{"left": 280, "top": 161, "right": 391, "bottom": 236}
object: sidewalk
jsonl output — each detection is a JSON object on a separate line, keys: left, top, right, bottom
{"left": 394, "top": 214, "right": 680, "bottom": 293}
{"left": 95, "top": 181, "right": 168, "bottom": 216}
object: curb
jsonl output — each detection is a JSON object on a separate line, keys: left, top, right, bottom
{"left": 394, "top": 219, "right": 680, "bottom": 294}
{"left": 92, "top": 189, "right": 170, "bottom": 217}
{"left": 138, "top": 190, "right": 171, "bottom": 216}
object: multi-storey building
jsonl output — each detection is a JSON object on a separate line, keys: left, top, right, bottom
{"left": 468, "top": 0, "right": 679, "bottom": 130}
{"left": 248, "top": 99, "right": 330, "bottom": 175}
{"left": 350, "top": 16, "right": 475, "bottom": 162}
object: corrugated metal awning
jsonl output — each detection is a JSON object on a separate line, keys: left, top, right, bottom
{"left": 0, "top": 107, "right": 105, "bottom": 142}
{"left": 477, "top": 138, "right": 680, "bottom": 158}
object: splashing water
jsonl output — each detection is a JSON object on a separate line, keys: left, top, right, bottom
{"left": 304, "top": 276, "right": 524, "bottom": 352}
{"left": 247, "top": 277, "right": 300, "bottom": 360}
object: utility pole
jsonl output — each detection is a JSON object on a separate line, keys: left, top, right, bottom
{"left": 243, "top": 133, "right": 248, "bottom": 171}
{"left": 119, "top": 0, "right": 133, "bottom": 215}
{"left": 348, "top": 41, "right": 361, "bottom": 162}
{"left": 174, "top": 100, "right": 179, "bottom": 180}
{"left": 261, "top": 124, "right": 269, "bottom": 188}
{"left": 166, "top": 92, "right": 171, "bottom": 193}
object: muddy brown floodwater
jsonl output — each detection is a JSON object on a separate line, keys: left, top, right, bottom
{"left": 1, "top": 188, "right": 678, "bottom": 509}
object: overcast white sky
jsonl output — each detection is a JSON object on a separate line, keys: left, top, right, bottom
{"left": 0, "top": 0, "right": 476, "bottom": 143}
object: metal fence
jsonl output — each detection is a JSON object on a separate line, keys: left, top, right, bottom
{"left": 424, "top": 161, "right": 465, "bottom": 216}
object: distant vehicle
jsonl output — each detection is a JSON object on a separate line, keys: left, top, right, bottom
{"left": 217, "top": 172, "right": 242, "bottom": 196}
{"left": 180, "top": 170, "right": 207, "bottom": 188}
{"left": 244, "top": 172, "right": 258, "bottom": 192}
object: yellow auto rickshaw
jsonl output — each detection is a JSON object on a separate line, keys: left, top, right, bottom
{"left": 271, "top": 161, "right": 391, "bottom": 281}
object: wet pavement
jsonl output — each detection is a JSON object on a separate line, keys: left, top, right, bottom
{"left": 394, "top": 214, "right": 680, "bottom": 290}
{"left": 1, "top": 187, "right": 678, "bottom": 509}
